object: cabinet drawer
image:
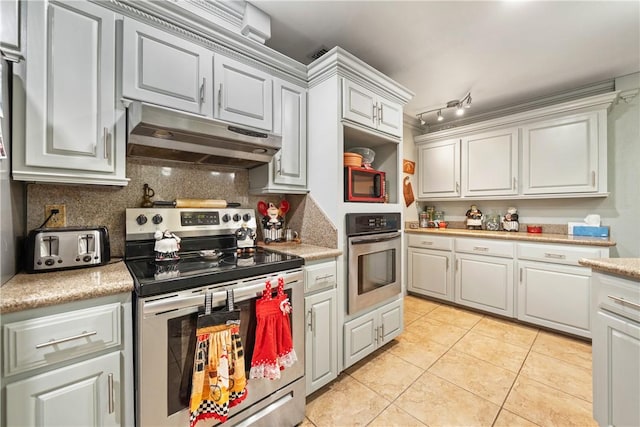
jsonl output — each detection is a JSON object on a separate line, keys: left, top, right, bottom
{"left": 305, "top": 261, "right": 337, "bottom": 294}
{"left": 407, "top": 234, "right": 453, "bottom": 251}
{"left": 518, "top": 243, "right": 604, "bottom": 266}
{"left": 3, "top": 303, "right": 121, "bottom": 376}
{"left": 455, "top": 238, "right": 514, "bottom": 258}
{"left": 594, "top": 273, "right": 640, "bottom": 323}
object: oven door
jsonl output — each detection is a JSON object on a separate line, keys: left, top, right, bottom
{"left": 135, "top": 270, "right": 304, "bottom": 427}
{"left": 347, "top": 231, "right": 402, "bottom": 315}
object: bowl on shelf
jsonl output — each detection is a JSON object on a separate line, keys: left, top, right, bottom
{"left": 344, "top": 152, "right": 363, "bottom": 168}
{"left": 347, "top": 147, "right": 375, "bottom": 168}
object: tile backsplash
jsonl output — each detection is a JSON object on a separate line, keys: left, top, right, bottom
{"left": 27, "top": 159, "right": 336, "bottom": 256}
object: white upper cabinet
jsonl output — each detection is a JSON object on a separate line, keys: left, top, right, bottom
{"left": 522, "top": 111, "right": 600, "bottom": 194}
{"left": 122, "top": 18, "right": 212, "bottom": 116}
{"left": 0, "top": 0, "right": 23, "bottom": 61}
{"left": 417, "top": 139, "right": 460, "bottom": 198}
{"left": 213, "top": 54, "right": 273, "bottom": 131}
{"left": 13, "top": 0, "right": 128, "bottom": 185}
{"left": 461, "top": 127, "right": 519, "bottom": 197}
{"left": 342, "top": 79, "right": 402, "bottom": 138}
{"left": 273, "top": 79, "right": 307, "bottom": 186}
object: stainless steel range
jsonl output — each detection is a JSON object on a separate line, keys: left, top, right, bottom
{"left": 125, "top": 208, "right": 305, "bottom": 427}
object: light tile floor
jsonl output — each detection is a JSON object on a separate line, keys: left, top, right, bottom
{"left": 302, "top": 295, "right": 596, "bottom": 427}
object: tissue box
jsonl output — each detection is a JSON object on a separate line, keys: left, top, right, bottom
{"left": 572, "top": 226, "right": 609, "bottom": 237}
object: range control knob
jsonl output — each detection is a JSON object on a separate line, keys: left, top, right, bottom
{"left": 242, "top": 213, "right": 251, "bottom": 222}
{"left": 136, "top": 214, "right": 148, "bottom": 225}
{"left": 152, "top": 214, "right": 163, "bottom": 225}
{"left": 222, "top": 214, "right": 231, "bottom": 223}
{"left": 44, "top": 259, "right": 55, "bottom": 266}
{"left": 83, "top": 255, "right": 92, "bottom": 262}
{"left": 233, "top": 214, "right": 241, "bottom": 222}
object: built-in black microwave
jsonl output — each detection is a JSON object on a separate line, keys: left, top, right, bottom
{"left": 344, "top": 166, "right": 386, "bottom": 203}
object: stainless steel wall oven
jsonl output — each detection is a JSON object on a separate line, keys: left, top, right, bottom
{"left": 125, "top": 208, "right": 305, "bottom": 427}
{"left": 346, "top": 213, "right": 402, "bottom": 315}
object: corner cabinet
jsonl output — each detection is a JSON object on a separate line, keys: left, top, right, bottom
{"left": 592, "top": 272, "right": 640, "bottom": 427}
{"left": 343, "top": 298, "right": 403, "bottom": 369}
{"left": 415, "top": 92, "right": 617, "bottom": 200}
{"left": 342, "top": 79, "right": 403, "bottom": 138}
{"left": 249, "top": 79, "right": 307, "bottom": 194}
{"left": 122, "top": 17, "right": 213, "bottom": 116}
{"left": 1, "top": 293, "right": 134, "bottom": 427}
{"left": 304, "top": 261, "right": 338, "bottom": 395}
{"left": 12, "top": 0, "right": 128, "bottom": 186}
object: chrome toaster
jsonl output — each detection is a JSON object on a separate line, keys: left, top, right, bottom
{"left": 25, "top": 226, "right": 111, "bottom": 273}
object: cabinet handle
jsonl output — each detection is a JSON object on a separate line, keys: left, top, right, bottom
{"left": 378, "top": 105, "right": 383, "bottom": 123}
{"left": 513, "top": 177, "right": 517, "bottom": 190}
{"left": 592, "top": 171, "right": 596, "bottom": 187}
{"left": 307, "top": 309, "right": 313, "bottom": 331}
{"left": 373, "top": 104, "right": 378, "bottom": 124}
{"left": 315, "top": 274, "right": 334, "bottom": 281}
{"left": 456, "top": 182, "right": 460, "bottom": 193}
{"left": 374, "top": 326, "right": 378, "bottom": 343}
{"left": 103, "top": 128, "right": 111, "bottom": 161}
{"left": 380, "top": 324, "right": 384, "bottom": 342}
{"left": 473, "top": 246, "right": 489, "bottom": 252}
{"left": 420, "top": 241, "right": 434, "bottom": 246}
{"left": 108, "top": 373, "right": 114, "bottom": 414}
{"left": 544, "top": 253, "right": 566, "bottom": 259}
{"left": 218, "top": 83, "right": 222, "bottom": 109}
{"left": 35, "top": 330, "right": 97, "bottom": 349}
{"left": 312, "top": 308, "right": 317, "bottom": 338}
{"left": 519, "top": 268, "right": 523, "bottom": 282}
{"left": 199, "top": 78, "right": 206, "bottom": 105}
{"left": 607, "top": 295, "right": 640, "bottom": 310}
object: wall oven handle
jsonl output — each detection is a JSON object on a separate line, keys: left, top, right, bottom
{"left": 350, "top": 233, "right": 401, "bottom": 245}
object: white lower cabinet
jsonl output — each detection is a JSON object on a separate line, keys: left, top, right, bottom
{"left": 407, "top": 234, "right": 453, "bottom": 301}
{"left": 304, "top": 288, "right": 337, "bottom": 395}
{"left": 6, "top": 352, "right": 120, "bottom": 427}
{"left": 304, "top": 260, "right": 337, "bottom": 395}
{"left": 517, "top": 261, "right": 592, "bottom": 337}
{"left": 1, "top": 294, "right": 133, "bottom": 427}
{"left": 592, "top": 272, "right": 640, "bottom": 427}
{"left": 343, "top": 298, "right": 403, "bottom": 369}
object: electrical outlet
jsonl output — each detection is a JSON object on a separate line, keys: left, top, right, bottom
{"left": 44, "top": 204, "right": 66, "bottom": 228}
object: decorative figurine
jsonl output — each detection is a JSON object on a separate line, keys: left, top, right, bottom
{"left": 154, "top": 230, "right": 181, "bottom": 260}
{"left": 141, "top": 183, "right": 155, "bottom": 208}
{"left": 257, "top": 200, "right": 290, "bottom": 243}
{"left": 235, "top": 223, "right": 257, "bottom": 249}
{"left": 502, "top": 207, "right": 519, "bottom": 232}
{"left": 465, "top": 205, "right": 484, "bottom": 230}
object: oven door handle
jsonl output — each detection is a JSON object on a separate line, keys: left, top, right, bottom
{"left": 350, "top": 233, "right": 401, "bottom": 245}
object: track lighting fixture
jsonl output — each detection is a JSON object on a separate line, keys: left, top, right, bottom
{"left": 416, "top": 92, "right": 472, "bottom": 126}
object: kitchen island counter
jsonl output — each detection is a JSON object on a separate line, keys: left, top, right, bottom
{"left": 258, "top": 242, "right": 342, "bottom": 261}
{"left": 405, "top": 226, "right": 616, "bottom": 248}
{"left": 578, "top": 258, "right": 640, "bottom": 281}
{"left": 0, "top": 260, "right": 134, "bottom": 314}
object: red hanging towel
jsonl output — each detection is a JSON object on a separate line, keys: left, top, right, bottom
{"left": 249, "top": 278, "right": 297, "bottom": 380}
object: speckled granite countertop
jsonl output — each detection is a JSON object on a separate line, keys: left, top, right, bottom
{"left": 0, "top": 260, "right": 134, "bottom": 314}
{"left": 259, "top": 242, "right": 342, "bottom": 261}
{"left": 405, "top": 227, "right": 615, "bottom": 247}
{"left": 578, "top": 258, "right": 640, "bottom": 281}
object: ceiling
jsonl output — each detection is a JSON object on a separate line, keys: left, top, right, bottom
{"left": 253, "top": 1, "right": 640, "bottom": 125}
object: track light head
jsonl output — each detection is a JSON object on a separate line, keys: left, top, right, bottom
{"left": 437, "top": 110, "right": 444, "bottom": 121}
{"left": 456, "top": 103, "right": 465, "bottom": 116}
{"left": 419, "top": 115, "right": 426, "bottom": 126}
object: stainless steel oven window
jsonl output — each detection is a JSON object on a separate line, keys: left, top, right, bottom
{"left": 348, "top": 231, "right": 401, "bottom": 315}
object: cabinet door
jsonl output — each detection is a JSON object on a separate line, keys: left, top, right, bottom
{"left": 377, "top": 97, "right": 403, "bottom": 137}
{"left": 343, "top": 310, "right": 377, "bottom": 369}
{"left": 522, "top": 112, "right": 599, "bottom": 194}
{"left": 273, "top": 79, "right": 307, "bottom": 187}
{"left": 517, "top": 261, "right": 591, "bottom": 338}
{"left": 122, "top": 18, "right": 212, "bottom": 115}
{"left": 214, "top": 55, "right": 273, "bottom": 131}
{"left": 592, "top": 310, "right": 640, "bottom": 427}
{"left": 6, "top": 352, "right": 120, "bottom": 427}
{"left": 461, "top": 128, "right": 518, "bottom": 196}
{"left": 379, "top": 298, "right": 403, "bottom": 344}
{"left": 342, "top": 79, "right": 377, "bottom": 129}
{"left": 408, "top": 248, "right": 453, "bottom": 301}
{"left": 304, "top": 289, "right": 337, "bottom": 395}
{"left": 417, "top": 139, "right": 461, "bottom": 198}
{"left": 0, "top": 0, "right": 22, "bottom": 61}
{"left": 455, "top": 254, "right": 514, "bottom": 317}
{"left": 24, "top": 0, "right": 116, "bottom": 172}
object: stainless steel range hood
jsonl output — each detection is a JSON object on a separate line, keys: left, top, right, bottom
{"left": 126, "top": 102, "right": 281, "bottom": 168}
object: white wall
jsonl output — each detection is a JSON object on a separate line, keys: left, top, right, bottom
{"left": 404, "top": 74, "right": 640, "bottom": 258}
{"left": 402, "top": 120, "right": 421, "bottom": 223}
